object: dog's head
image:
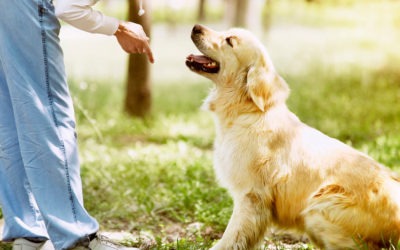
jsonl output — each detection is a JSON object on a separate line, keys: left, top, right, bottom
{"left": 186, "top": 24, "right": 289, "bottom": 113}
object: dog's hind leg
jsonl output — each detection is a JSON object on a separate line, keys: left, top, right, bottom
{"left": 304, "top": 212, "right": 362, "bottom": 250}
{"left": 300, "top": 184, "right": 356, "bottom": 249}
{"left": 303, "top": 184, "right": 379, "bottom": 250}
{"left": 210, "top": 191, "right": 272, "bottom": 250}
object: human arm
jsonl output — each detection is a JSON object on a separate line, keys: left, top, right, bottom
{"left": 55, "top": 0, "right": 154, "bottom": 63}
{"left": 114, "top": 22, "right": 154, "bottom": 64}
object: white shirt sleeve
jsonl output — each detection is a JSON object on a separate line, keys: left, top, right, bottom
{"left": 55, "top": 0, "right": 119, "bottom": 36}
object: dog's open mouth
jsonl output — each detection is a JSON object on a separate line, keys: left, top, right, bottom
{"left": 185, "top": 54, "right": 220, "bottom": 74}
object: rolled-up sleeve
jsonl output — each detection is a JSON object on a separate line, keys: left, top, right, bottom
{"left": 55, "top": 0, "right": 119, "bottom": 35}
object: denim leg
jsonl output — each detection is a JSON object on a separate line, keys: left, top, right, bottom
{"left": 0, "top": 59, "right": 50, "bottom": 243}
{"left": 0, "top": 0, "right": 99, "bottom": 249}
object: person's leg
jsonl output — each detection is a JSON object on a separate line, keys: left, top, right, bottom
{"left": 0, "top": 0, "right": 98, "bottom": 249}
{"left": 0, "top": 57, "right": 50, "bottom": 243}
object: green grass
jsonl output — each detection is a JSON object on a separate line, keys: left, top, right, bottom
{"left": 2, "top": 0, "right": 400, "bottom": 249}
{"left": 87, "top": 74, "right": 400, "bottom": 250}
{"left": 19, "top": 63, "right": 397, "bottom": 250}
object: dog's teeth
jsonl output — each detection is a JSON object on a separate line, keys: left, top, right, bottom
{"left": 206, "top": 62, "right": 216, "bottom": 67}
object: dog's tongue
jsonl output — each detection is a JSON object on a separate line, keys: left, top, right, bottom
{"left": 186, "top": 54, "right": 219, "bottom": 73}
{"left": 188, "top": 54, "right": 213, "bottom": 64}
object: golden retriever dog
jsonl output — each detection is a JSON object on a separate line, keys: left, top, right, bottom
{"left": 185, "top": 24, "right": 400, "bottom": 250}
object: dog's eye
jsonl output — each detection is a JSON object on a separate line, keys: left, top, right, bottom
{"left": 225, "top": 36, "right": 236, "bottom": 47}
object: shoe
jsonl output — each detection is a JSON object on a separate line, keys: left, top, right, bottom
{"left": 71, "top": 234, "right": 140, "bottom": 250}
{"left": 12, "top": 238, "right": 54, "bottom": 250}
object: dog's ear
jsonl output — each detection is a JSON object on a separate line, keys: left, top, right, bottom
{"left": 246, "top": 62, "right": 289, "bottom": 112}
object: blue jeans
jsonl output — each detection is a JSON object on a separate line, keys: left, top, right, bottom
{"left": 0, "top": 0, "right": 99, "bottom": 249}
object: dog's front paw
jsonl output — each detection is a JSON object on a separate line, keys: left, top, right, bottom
{"left": 209, "top": 241, "right": 224, "bottom": 250}
{"left": 210, "top": 241, "right": 247, "bottom": 250}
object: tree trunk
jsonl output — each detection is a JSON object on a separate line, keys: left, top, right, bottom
{"left": 233, "top": 0, "right": 249, "bottom": 27}
{"left": 198, "top": 0, "right": 207, "bottom": 22}
{"left": 225, "top": 0, "right": 266, "bottom": 36}
{"left": 224, "top": 0, "right": 251, "bottom": 27}
{"left": 125, "top": 0, "right": 151, "bottom": 117}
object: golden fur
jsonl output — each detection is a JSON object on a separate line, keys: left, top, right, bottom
{"left": 186, "top": 24, "right": 400, "bottom": 250}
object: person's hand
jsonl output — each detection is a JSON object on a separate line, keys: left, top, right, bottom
{"left": 114, "top": 21, "right": 154, "bottom": 63}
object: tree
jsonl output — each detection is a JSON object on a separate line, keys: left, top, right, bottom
{"left": 224, "top": 0, "right": 265, "bottom": 35}
{"left": 224, "top": 0, "right": 250, "bottom": 27}
{"left": 125, "top": 0, "right": 152, "bottom": 117}
{"left": 233, "top": 0, "right": 249, "bottom": 27}
{"left": 198, "top": 0, "right": 207, "bottom": 22}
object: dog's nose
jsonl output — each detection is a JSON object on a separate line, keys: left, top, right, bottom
{"left": 192, "top": 24, "right": 203, "bottom": 35}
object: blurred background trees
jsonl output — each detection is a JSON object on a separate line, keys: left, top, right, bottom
{"left": 60, "top": 0, "right": 400, "bottom": 124}
{"left": 125, "top": 0, "right": 152, "bottom": 117}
